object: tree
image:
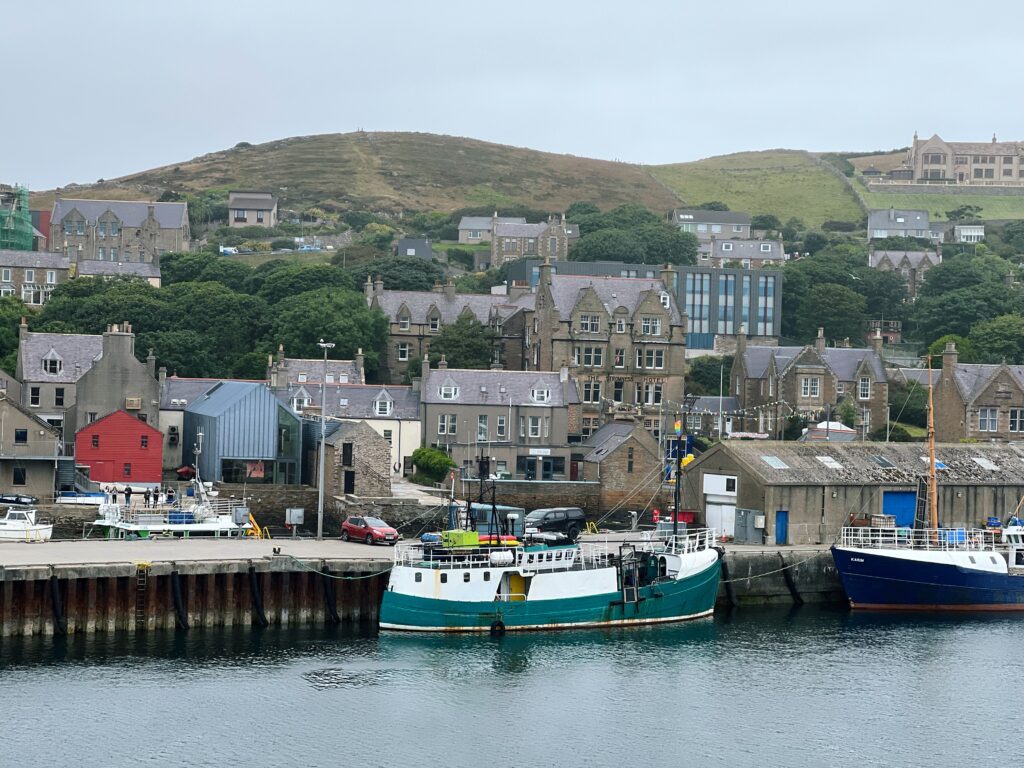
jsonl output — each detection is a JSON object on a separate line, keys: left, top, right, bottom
{"left": 566, "top": 201, "right": 600, "bottom": 219}
{"left": 752, "top": 214, "right": 782, "bottom": 231}
{"left": 945, "top": 204, "right": 983, "bottom": 223}
{"left": 359, "top": 222, "right": 396, "bottom": 250}
{"left": 632, "top": 224, "right": 698, "bottom": 265}
{"left": 136, "top": 330, "right": 219, "bottom": 377}
{"left": 916, "top": 254, "right": 1014, "bottom": 299}
{"left": 572, "top": 204, "right": 661, "bottom": 236}
{"left": 695, "top": 201, "right": 729, "bottom": 211}
{"left": 836, "top": 399, "right": 857, "bottom": 428}
{"left": 888, "top": 381, "right": 927, "bottom": 428}
{"left": 38, "top": 278, "right": 171, "bottom": 336}
{"left": 926, "top": 334, "right": 976, "bottom": 364}
{"left": 913, "top": 286, "right": 1014, "bottom": 343}
{"left": 969, "top": 314, "right": 1024, "bottom": 363}
{"left": 197, "top": 258, "right": 252, "bottom": 292}
{"left": 349, "top": 256, "right": 444, "bottom": 292}
{"left": 569, "top": 229, "right": 645, "bottom": 263}
{"left": 685, "top": 356, "right": 732, "bottom": 396}
{"left": 802, "top": 232, "right": 829, "bottom": 255}
{"left": 427, "top": 314, "right": 496, "bottom": 370}
{"left": 410, "top": 446, "right": 455, "bottom": 482}
{"left": 794, "top": 283, "right": 868, "bottom": 343}
{"left": 256, "top": 264, "right": 353, "bottom": 305}
{"left": 268, "top": 289, "right": 388, "bottom": 376}
{"left": 160, "top": 252, "right": 221, "bottom": 285}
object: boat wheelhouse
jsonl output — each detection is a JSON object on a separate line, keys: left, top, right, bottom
{"left": 0, "top": 507, "right": 53, "bottom": 542}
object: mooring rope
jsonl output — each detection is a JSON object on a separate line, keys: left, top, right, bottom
{"left": 282, "top": 554, "right": 394, "bottom": 580}
{"left": 719, "top": 549, "right": 829, "bottom": 583}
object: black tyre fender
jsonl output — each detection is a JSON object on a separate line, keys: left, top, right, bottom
{"left": 489, "top": 620, "right": 506, "bottom": 636}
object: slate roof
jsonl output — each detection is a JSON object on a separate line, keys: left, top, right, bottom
{"left": 694, "top": 440, "right": 1024, "bottom": 486}
{"left": 395, "top": 238, "right": 432, "bottom": 259}
{"left": 691, "top": 396, "right": 740, "bottom": 415}
{"left": 324, "top": 419, "right": 382, "bottom": 447}
{"left": 897, "top": 368, "right": 932, "bottom": 386}
{"left": 673, "top": 209, "right": 752, "bottom": 225}
{"left": 227, "top": 192, "right": 277, "bottom": 210}
{"left": 274, "top": 383, "right": 420, "bottom": 419}
{"left": 494, "top": 222, "right": 550, "bottom": 238}
{"left": 0, "top": 250, "right": 70, "bottom": 269}
{"left": 581, "top": 421, "right": 635, "bottom": 463}
{"left": 868, "top": 250, "right": 940, "bottom": 269}
{"left": 944, "top": 363, "right": 1024, "bottom": 403}
{"left": 867, "top": 208, "right": 931, "bottom": 231}
{"left": 458, "top": 216, "right": 526, "bottom": 231}
{"left": 922, "top": 135, "right": 1023, "bottom": 155}
{"left": 52, "top": 199, "right": 188, "bottom": 229}
{"left": 160, "top": 377, "right": 222, "bottom": 409}
{"left": 278, "top": 357, "right": 362, "bottom": 385}
{"left": 547, "top": 274, "right": 681, "bottom": 322}
{"left": 422, "top": 368, "right": 580, "bottom": 406}
{"left": 706, "top": 239, "right": 785, "bottom": 260}
{"left": 740, "top": 345, "right": 885, "bottom": 382}
{"left": 20, "top": 331, "right": 103, "bottom": 383}
{"left": 373, "top": 289, "right": 529, "bottom": 324}
{"left": 77, "top": 261, "right": 161, "bottom": 279}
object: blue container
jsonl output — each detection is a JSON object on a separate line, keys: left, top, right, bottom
{"left": 987, "top": 516, "right": 1002, "bottom": 527}
{"left": 939, "top": 529, "right": 967, "bottom": 544}
{"left": 168, "top": 512, "right": 195, "bottom": 525}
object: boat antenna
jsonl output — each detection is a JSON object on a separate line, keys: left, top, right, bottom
{"left": 926, "top": 357, "right": 938, "bottom": 529}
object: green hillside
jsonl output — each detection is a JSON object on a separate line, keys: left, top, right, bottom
{"left": 649, "top": 150, "right": 864, "bottom": 228}
{"left": 853, "top": 177, "right": 1024, "bottom": 221}
{"left": 33, "top": 132, "right": 681, "bottom": 215}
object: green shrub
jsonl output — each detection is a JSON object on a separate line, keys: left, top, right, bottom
{"left": 411, "top": 447, "right": 456, "bottom": 482}
{"left": 446, "top": 247, "right": 476, "bottom": 269}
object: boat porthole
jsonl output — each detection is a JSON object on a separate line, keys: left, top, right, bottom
{"left": 415, "top": 572, "right": 422, "bottom": 583}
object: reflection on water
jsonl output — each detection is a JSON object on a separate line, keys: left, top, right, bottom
{"left": 1, "top": 607, "right": 1021, "bottom": 768}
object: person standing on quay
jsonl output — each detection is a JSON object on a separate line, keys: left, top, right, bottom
{"left": 124, "top": 486, "right": 133, "bottom": 508}
{"left": 143, "top": 488, "right": 152, "bottom": 508}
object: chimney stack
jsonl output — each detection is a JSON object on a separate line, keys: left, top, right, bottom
{"left": 942, "top": 340, "right": 958, "bottom": 376}
{"left": 373, "top": 275, "right": 384, "bottom": 297}
{"left": 364, "top": 275, "right": 374, "bottom": 300}
{"left": 19, "top": 316, "right": 27, "bottom": 341}
{"left": 736, "top": 323, "right": 747, "bottom": 355}
{"left": 276, "top": 343, "right": 285, "bottom": 366}
{"left": 871, "top": 329, "right": 883, "bottom": 356}
{"left": 146, "top": 347, "right": 156, "bottom": 378}
{"left": 438, "top": 354, "right": 448, "bottom": 370}
{"left": 356, "top": 348, "right": 365, "bottom": 382}
{"left": 559, "top": 363, "right": 569, "bottom": 383}
{"left": 815, "top": 327, "right": 826, "bottom": 355}
{"left": 444, "top": 276, "right": 455, "bottom": 302}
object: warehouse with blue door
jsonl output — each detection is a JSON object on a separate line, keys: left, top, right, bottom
{"left": 680, "top": 442, "right": 1024, "bottom": 545}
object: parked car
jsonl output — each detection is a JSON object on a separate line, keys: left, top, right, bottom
{"left": 341, "top": 515, "right": 399, "bottom": 545}
{"left": 524, "top": 507, "right": 587, "bottom": 541}
{"left": 297, "top": 244, "right": 321, "bottom": 252}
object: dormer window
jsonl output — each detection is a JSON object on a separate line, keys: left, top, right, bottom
{"left": 291, "top": 397, "right": 309, "bottom": 413}
{"left": 439, "top": 385, "right": 459, "bottom": 400}
{"left": 297, "top": 373, "right": 307, "bottom": 383}
{"left": 375, "top": 400, "right": 393, "bottom": 416}
{"left": 531, "top": 388, "right": 550, "bottom": 403}
{"left": 42, "top": 350, "right": 62, "bottom": 375}
{"left": 721, "top": 242, "right": 734, "bottom": 252}
{"left": 660, "top": 292, "right": 670, "bottom": 309}
{"left": 615, "top": 318, "right": 626, "bottom": 333}
{"left": 398, "top": 315, "right": 410, "bottom": 331}
{"left": 429, "top": 316, "right": 440, "bottom": 332}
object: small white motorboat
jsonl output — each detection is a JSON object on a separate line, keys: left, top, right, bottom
{"left": 0, "top": 507, "right": 53, "bottom": 542}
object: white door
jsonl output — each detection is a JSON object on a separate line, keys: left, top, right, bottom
{"left": 706, "top": 502, "right": 736, "bottom": 538}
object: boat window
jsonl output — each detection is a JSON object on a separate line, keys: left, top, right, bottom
{"left": 969, "top": 556, "right": 976, "bottom": 564}
{"left": 555, "top": 551, "right": 562, "bottom": 560}
{"left": 463, "top": 572, "right": 471, "bottom": 582}
{"left": 546, "top": 552, "right": 553, "bottom": 562}
{"left": 415, "top": 572, "right": 422, "bottom": 583}
{"left": 483, "top": 572, "right": 491, "bottom": 582}
{"left": 527, "top": 554, "right": 535, "bottom": 564}
{"left": 991, "top": 557, "right": 999, "bottom": 565}
{"left": 440, "top": 573, "right": 447, "bottom": 584}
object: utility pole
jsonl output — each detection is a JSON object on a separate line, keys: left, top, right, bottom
{"left": 316, "top": 338, "right": 335, "bottom": 540}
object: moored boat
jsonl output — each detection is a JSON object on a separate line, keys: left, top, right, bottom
{"left": 0, "top": 507, "right": 53, "bottom": 542}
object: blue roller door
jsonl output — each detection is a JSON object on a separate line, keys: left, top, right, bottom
{"left": 883, "top": 491, "right": 917, "bottom": 527}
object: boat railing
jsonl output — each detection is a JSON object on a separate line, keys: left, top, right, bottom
{"left": 656, "top": 528, "right": 718, "bottom": 555}
{"left": 839, "top": 526, "right": 997, "bottom": 551}
{"left": 97, "top": 497, "right": 245, "bottom": 525}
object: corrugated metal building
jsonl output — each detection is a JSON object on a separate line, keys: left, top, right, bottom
{"left": 183, "top": 382, "right": 301, "bottom": 483}
{"left": 75, "top": 409, "right": 163, "bottom": 486}
{"left": 681, "top": 441, "right": 1024, "bottom": 546}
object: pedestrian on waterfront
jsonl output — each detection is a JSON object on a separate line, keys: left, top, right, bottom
{"left": 124, "top": 486, "right": 133, "bottom": 508}
{"left": 143, "top": 489, "right": 152, "bottom": 508}
{"left": 166, "top": 487, "right": 176, "bottom": 506}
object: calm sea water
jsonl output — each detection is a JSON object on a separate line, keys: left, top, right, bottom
{"left": 0, "top": 607, "right": 1017, "bottom": 768}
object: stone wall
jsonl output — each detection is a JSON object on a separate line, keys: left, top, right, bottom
{"left": 866, "top": 181, "right": 1024, "bottom": 197}
{"left": 458, "top": 478, "right": 604, "bottom": 517}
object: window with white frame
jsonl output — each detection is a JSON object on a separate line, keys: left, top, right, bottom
{"left": 660, "top": 292, "right": 670, "bottom": 309}
{"left": 42, "top": 357, "right": 62, "bottom": 375}
{"left": 722, "top": 242, "right": 734, "bottom": 252}
{"left": 582, "top": 380, "right": 601, "bottom": 403}
{"left": 398, "top": 315, "right": 410, "bottom": 330}
{"left": 439, "top": 385, "right": 459, "bottom": 400}
{"left": 577, "top": 347, "right": 603, "bottom": 366}
{"left": 297, "top": 373, "right": 307, "bottom": 383}
{"left": 429, "top": 316, "right": 440, "bottom": 332}
{"left": 438, "top": 414, "right": 457, "bottom": 435}
{"left": 635, "top": 348, "right": 644, "bottom": 369}
{"left": 0, "top": 268, "right": 9, "bottom": 282}
{"left": 497, "top": 415, "right": 507, "bottom": 439}
{"left": 733, "top": 224, "right": 744, "bottom": 232}
{"left": 861, "top": 408, "right": 871, "bottom": 429}
{"left": 477, "top": 415, "right": 488, "bottom": 441}
{"left": 1011, "top": 408, "right": 1024, "bottom": 433}
{"left": 531, "top": 388, "right": 550, "bottom": 402}
{"left": 614, "top": 348, "right": 625, "bottom": 368}
{"left": 291, "top": 396, "right": 309, "bottom": 412}
{"left": 641, "top": 316, "right": 662, "bottom": 335}
{"left": 528, "top": 416, "right": 541, "bottom": 438}
{"left": 383, "top": 429, "right": 393, "bottom": 445}
{"left": 24, "top": 269, "right": 34, "bottom": 282}
{"left": 858, "top": 376, "right": 871, "bottom": 400}
{"left": 801, "top": 376, "right": 820, "bottom": 398}
{"left": 837, "top": 382, "right": 845, "bottom": 396}
{"left": 579, "top": 314, "right": 600, "bottom": 333}
{"left": 615, "top": 318, "right": 626, "bottom": 333}
{"left": 640, "top": 382, "right": 663, "bottom": 405}
{"left": 397, "top": 343, "right": 409, "bottom": 361}
{"left": 644, "top": 349, "right": 664, "bottom": 369}
{"left": 760, "top": 243, "right": 772, "bottom": 253}
{"left": 375, "top": 400, "right": 393, "bottom": 416}
{"left": 979, "top": 408, "right": 998, "bottom": 432}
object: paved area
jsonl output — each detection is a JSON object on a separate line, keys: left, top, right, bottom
{"left": 390, "top": 479, "right": 449, "bottom": 506}
{"left": 0, "top": 537, "right": 395, "bottom": 568}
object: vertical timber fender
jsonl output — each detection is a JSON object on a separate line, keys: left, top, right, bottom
{"left": 248, "top": 566, "right": 269, "bottom": 628}
{"left": 171, "top": 570, "right": 189, "bottom": 631}
{"left": 49, "top": 575, "right": 67, "bottom": 636}
{"left": 322, "top": 565, "right": 341, "bottom": 625}
{"left": 779, "top": 552, "right": 804, "bottom": 605}
{"left": 719, "top": 557, "right": 738, "bottom": 607}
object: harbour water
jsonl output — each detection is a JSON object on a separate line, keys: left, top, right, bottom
{"left": 0, "top": 606, "right": 1016, "bottom": 768}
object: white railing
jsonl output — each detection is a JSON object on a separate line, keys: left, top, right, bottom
{"left": 97, "top": 497, "right": 246, "bottom": 525}
{"left": 839, "top": 527, "right": 997, "bottom": 552}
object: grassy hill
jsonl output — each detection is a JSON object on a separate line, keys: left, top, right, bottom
{"left": 649, "top": 150, "right": 864, "bottom": 228}
{"left": 32, "top": 132, "right": 682, "bottom": 215}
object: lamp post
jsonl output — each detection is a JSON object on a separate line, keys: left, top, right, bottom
{"left": 316, "top": 338, "right": 335, "bottom": 540}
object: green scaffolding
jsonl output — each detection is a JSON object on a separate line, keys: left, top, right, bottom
{"left": 0, "top": 184, "right": 33, "bottom": 251}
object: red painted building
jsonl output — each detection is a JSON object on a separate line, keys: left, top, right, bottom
{"left": 75, "top": 410, "right": 163, "bottom": 485}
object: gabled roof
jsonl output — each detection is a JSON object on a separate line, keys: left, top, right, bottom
{"left": 740, "top": 345, "right": 885, "bottom": 382}
{"left": 868, "top": 250, "right": 940, "bottom": 269}
{"left": 691, "top": 440, "right": 1024, "bottom": 486}
{"left": 77, "top": 260, "right": 161, "bottom": 279}
{"left": 458, "top": 216, "right": 526, "bottom": 231}
{"left": 278, "top": 357, "right": 362, "bottom": 385}
{"left": 274, "top": 383, "right": 420, "bottom": 419}
{"left": 227, "top": 191, "right": 277, "bottom": 209}
{"left": 494, "top": 222, "right": 550, "bottom": 238}
{"left": 0, "top": 250, "right": 70, "bottom": 269}
{"left": 20, "top": 331, "right": 103, "bottom": 383}
{"left": 867, "top": 208, "right": 931, "bottom": 230}
{"left": 673, "top": 209, "right": 751, "bottom": 225}
{"left": 75, "top": 408, "right": 162, "bottom": 436}
{"left": 160, "top": 377, "right": 223, "bottom": 409}
{"left": 324, "top": 419, "right": 386, "bottom": 448}
{"left": 582, "top": 421, "right": 637, "bottom": 463}
{"left": 373, "top": 289, "right": 528, "bottom": 325}
{"left": 708, "top": 239, "right": 785, "bottom": 260}
{"left": 185, "top": 381, "right": 282, "bottom": 418}
{"left": 691, "top": 396, "right": 740, "bottom": 414}
{"left": 547, "top": 274, "right": 680, "bottom": 322}
{"left": 53, "top": 199, "right": 188, "bottom": 229}
{"left": 948, "top": 363, "right": 1024, "bottom": 403}
{"left": 422, "top": 368, "right": 579, "bottom": 407}
{"left": 0, "top": 392, "right": 60, "bottom": 435}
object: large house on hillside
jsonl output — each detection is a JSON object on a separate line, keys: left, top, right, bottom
{"left": 50, "top": 198, "right": 189, "bottom": 262}
{"left": 904, "top": 132, "right": 1024, "bottom": 184}
{"left": 485, "top": 216, "right": 571, "bottom": 270}
{"left": 932, "top": 341, "right": 1024, "bottom": 442}
{"left": 671, "top": 209, "right": 752, "bottom": 240}
{"left": 867, "top": 208, "right": 943, "bottom": 243}
{"left": 457, "top": 214, "right": 526, "bottom": 244}
{"left": 867, "top": 249, "right": 941, "bottom": 299}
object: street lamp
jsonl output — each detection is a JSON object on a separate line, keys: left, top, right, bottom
{"left": 316, "top": 338, "right": 335, "bottom": 540}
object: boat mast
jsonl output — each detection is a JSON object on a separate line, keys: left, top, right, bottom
{"left": 927, "top": 359, "right": 938, "bottom": 529}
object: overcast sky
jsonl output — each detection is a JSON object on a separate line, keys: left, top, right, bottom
{"left": 6, "top": 0, "right": 1023, "bottom": 190}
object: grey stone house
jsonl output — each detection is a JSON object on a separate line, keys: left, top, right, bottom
{"left": 0, "top": 392, "right": 63, "bottom": 500}
{"left": 905, "top": 133, "right": 1024, "bottom": 184}
{"left": 418, "top": 358, "right": 582, "bottom": 481}
{"left": 697, "top": 238, "right": 786, "bottom": 269}
{"left": 867, "top": 249, "right": 941, "bottom": 299}
{"left": 0, "top": 250, "right": 70, "bottom": 305}
{"left": 266, "top": 346, "right": 365, "bottom": 388}
{"left": 933, "top": 341, "right": 1024, "bottom": 443}
{"left": 486, "top": 216, "right": 570, "bottom": 269}
{"left": 867, "top": 208, "right": 943, "bottom": 242}
{"left": 51, "top": 199, "right": 190, "bottom": 262}
{"left": 320, "top": 420, "right": 392, "bottom": 498}
{"left": 228, "top": 191, "right": 278, "bottom": 228}
{"left": 578, "top": 420, "right": 664, "bottom": 514}
{"left": 672, "top": 209, "right": 752, "bottom": 240}
{"left": 457, "top": 215, "right": 526, "bottom": 244}
{"left": 70, "top": 322, "right": 162, "bottom": 438}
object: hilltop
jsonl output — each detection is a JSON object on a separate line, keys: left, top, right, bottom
{"left": 31, "top": 132, "right": 682, "bottom": 215}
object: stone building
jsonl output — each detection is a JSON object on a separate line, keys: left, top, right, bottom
{"left": 731, "top": 329, "right": 889, "bottom": 439}
{"left": 366, "top": 277, "right": 532, "bottom": 384}
{"left": 266, "top": 346, "right": 364, "bottom": 388}
{"left": 69, "top": 322, "right": 162, "bottom": 439}
{"left": 0, "top": 250, "right": 70, "bottom": 305}
{"left": 697, "top": 238, "right": 786, "bottom": 269}
{"left": 51, "top": 199, "right": 189, "bottom": 262}
{"left": 905, "top": 132, "right": 1024, "bottom": 184}
{"left": 0, "top": 392, "right": 62, "bottom": 500}
{"left": 531, "top": 261, "right": 686, "bottom": 439}
{"left": 486, "top": 215, "right": 570, "bottom": 269}
{"left": 933, "top": 341, "right": 1024, "bottom": 442}
{"left": 867, "top": 208, "right": 943, "bottom": 242}
{"left": 867, "top": 249, "right": 941, "bottom": 299}
{"left": 228, "top": 191, "right": 278, "bottom": 228}
{"left": 320, "top": 420, "right": 392, "bottom": 498}
{"left": 577, "top": 420, "right": 663, "bottom": 515}
{"left": 457, "top": 214, "right": 526, "bottom": 244}
{"left": 671, "top": 209, "right": 752, "bottom": 240}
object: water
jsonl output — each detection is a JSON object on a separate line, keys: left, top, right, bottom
{"left": 0, "top": 607, "right": 1017, "bottom": 768}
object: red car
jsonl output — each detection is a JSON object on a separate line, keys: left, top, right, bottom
{"left": 341, "top": 515, "right": 399, "bottom": 545}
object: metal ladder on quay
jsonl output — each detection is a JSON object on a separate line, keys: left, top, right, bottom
{"left": 135, "top": 562, "right": 151, "bottom": 629}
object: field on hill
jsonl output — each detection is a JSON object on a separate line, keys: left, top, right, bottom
{"left": 649, "top": 150, "right": 864, "bottom": 228}
{"left": 852, "top": 178, "right": 1024, "bottom": 221}
{"left": 33, "top": 132, "right": 681, "bottom": 215}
